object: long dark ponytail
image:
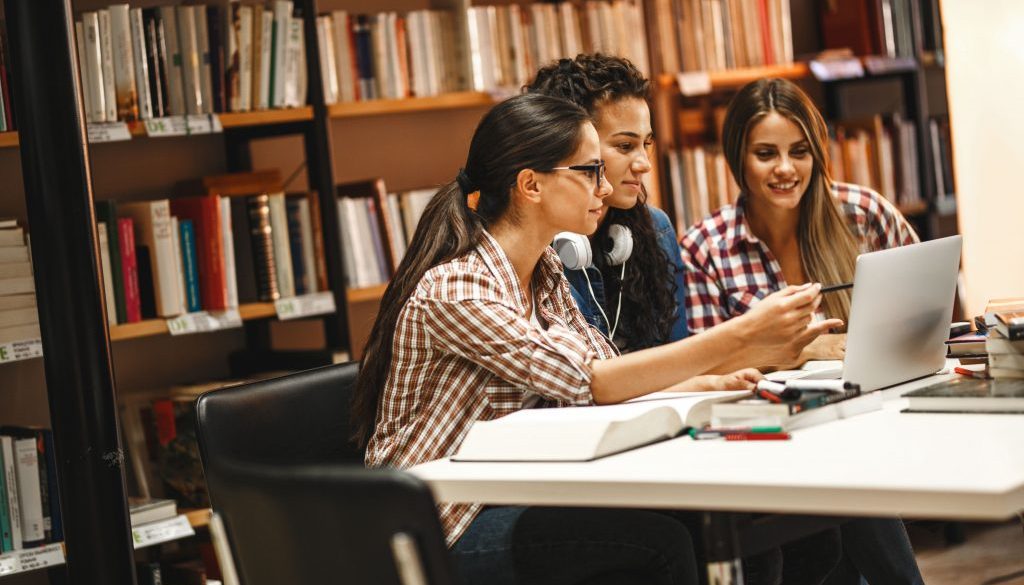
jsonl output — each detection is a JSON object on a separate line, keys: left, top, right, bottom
{"left": 352, "top": 93, "right": 591, "bottom": 446}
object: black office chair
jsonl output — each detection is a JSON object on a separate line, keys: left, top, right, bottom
{"left": 212, "top": 461, "right": 457, "bottom": 585}
{"left": 194, "top": 362, "right": 458, "bottom": 585}
{"left": 195, "top": 361, "right": 364, "bottom": 470}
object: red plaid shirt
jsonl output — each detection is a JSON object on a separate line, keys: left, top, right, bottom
{"left": 366, "top": 231, "right": 617, "bottom": 546}
{"left": 680, "top": 182, "right": 920, "bottom": 333}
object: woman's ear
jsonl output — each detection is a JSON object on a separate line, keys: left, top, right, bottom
{"left": 515, "top": 168, "right": 544, "bottom": 204}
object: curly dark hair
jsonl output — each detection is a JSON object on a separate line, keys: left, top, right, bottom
{"left": 526, "top": 54, "right": 678, "bottom": 350}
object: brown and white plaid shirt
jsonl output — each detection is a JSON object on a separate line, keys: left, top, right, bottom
{"left": 366, "top": 231, "right": 617, "bottom": 546}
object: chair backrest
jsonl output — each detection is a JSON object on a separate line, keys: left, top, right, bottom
{"left": 215, "top": 462, "right": 457, "bottom": 585}
{"left": 195, "top": 361, "right": 363, "bottom": 467}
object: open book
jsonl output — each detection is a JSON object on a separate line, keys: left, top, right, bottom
{"left": 452, "top": 391, "right": 747, "bottom": 462}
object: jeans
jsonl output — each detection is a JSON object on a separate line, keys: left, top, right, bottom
{"left": 451, "top": 506, "right": 700, "bottom": 585}
{"left": 824, "top": 518, "right": 925, "bottom": 585}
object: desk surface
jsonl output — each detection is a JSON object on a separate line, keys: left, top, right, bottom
{"left": 410, "top": 370, "right": 1024, "bottom": 521}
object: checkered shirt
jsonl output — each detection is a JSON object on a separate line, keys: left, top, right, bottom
{"left": 680, "top": 182, "right": 920, "bottom": 333}
{"left": 365, "top": 231, "right": 617, "bottom": 546}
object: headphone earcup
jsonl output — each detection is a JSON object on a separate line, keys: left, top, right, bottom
{"left": 553, "top": 232, "right": 593, "bottom": 271}
{"left": 604, "top": 224, "right": 634, "bottom": 266}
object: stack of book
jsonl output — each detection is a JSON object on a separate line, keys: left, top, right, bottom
{"left": 649, "top": 0, "right": 794, "bottom": 74}
{"left": 986, "top": 298, "right": 1024, "bottom": 380}
{"left": 74, "top": 1, "right": 308, "bottom": 124}
{"left": 95, "top": 184, "right": 328, "bottom": 325}
{"left": 0, "top": 220, "right": 40, "bottom": 351}
{"left": 337, "top": 182, "right": 435, "bottom": 288}
{"left": 0, "top": 19, "right": 13, "bottom": 133}
{"left": 465, "top": 0, "right": 650, "bottom": 94}
{"left": 315, "top": 9, "right": 462, "bottom": 103}
{"left": 0, "top": 427, "right": 61, "bottom": 552}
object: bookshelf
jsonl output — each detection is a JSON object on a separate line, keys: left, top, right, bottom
{"left": 0, "top": 0, "right": 959, "bottom": 583}
{"left": 328, "top": 91, "right": 494, "bottom": 118}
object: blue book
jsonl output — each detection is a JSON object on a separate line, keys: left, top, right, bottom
{"left": 354, "top": 15, "right": 375, "bottom": 100}
{"left": 179, "top": 219, "right": 202, "bottom": 312}
{"left": 0, "top": 446, "right": 12, "bottom": 551}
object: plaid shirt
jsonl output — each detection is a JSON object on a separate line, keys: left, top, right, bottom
{"left": 680, "top": 182, "right": 920, "bottom": 333}
{"left": 366, "top": 231, "right": 617, "bottom": 546}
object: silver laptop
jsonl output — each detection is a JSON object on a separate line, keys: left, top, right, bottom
{"left": 777, "top": 235, "right": 963, "bottom": 392}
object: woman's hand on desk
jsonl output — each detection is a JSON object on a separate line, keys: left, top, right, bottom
{"left": 662, "top": 368, "right": 762, "bottom": 392}
{"left": 800, "top": 333, "right": 846, "bottom": 362}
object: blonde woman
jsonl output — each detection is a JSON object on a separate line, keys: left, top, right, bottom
{"left": 681, "top": 77, "right": 923, "bottom": 584}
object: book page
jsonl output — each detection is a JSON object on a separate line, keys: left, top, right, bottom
{"left": 496, "top": 391, "right": 747, "bottom": 424}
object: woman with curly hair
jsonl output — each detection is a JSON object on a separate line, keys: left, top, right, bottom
{"left": 526, "top": 55, "right": 686, "bottom": 355}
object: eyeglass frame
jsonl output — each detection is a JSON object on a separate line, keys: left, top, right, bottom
{"left": 547, "top": 161, "right": 606, "bottom": 191}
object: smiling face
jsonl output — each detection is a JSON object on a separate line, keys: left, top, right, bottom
{"left": 539, "top": 122, "right": 613, "bottom": 235}
{"left": 743, "top": 111, "right": 815, "bottom": 212}
{"left": 594, "top": 97, "right": 654, "bottom": 211}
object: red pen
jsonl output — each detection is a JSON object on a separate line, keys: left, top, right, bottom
{"left": 754, "top": 388, "right": 783, "bottom": 403}
{"left": 724, "top": 432, "right": 791, "bottom": 441}
{"left": 954, "top": 366, "right": 988, "bottom": 379}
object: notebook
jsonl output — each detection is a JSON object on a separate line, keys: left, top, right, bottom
{"left": 902, "top": 378, "right": 1024, "bottom": 413}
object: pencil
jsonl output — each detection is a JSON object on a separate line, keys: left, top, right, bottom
{"left": 820, "top": 282, "right": 853, "bottom": 294}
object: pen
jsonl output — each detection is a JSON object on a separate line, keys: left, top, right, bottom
{"left": 821, "top": 282, "right": 853, "bottom": 294}
{"left": 724, "top": 432, "right": 791, "bottom": 441}
{"left": 756, "top": 379, "right": 802, "bottom": 400}
{"left": 754, "top": 388, "right": 783, "bottom": 403}
{"left": 785, "top": 379, "right": 856, "bottom": 393}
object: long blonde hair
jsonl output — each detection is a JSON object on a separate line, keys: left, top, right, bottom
{"left": 721, "top": 78, "right": 858, "bottom": 325}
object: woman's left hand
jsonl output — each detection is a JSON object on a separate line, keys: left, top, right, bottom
{"left": 662, "top": 368, "right": 763, "bottom": 392}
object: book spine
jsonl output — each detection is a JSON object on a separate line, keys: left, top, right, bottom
{"left": 285, "top": 197, "right": 308, "bottom": 295}
{"left": 96, "top": 203, "right": 127, "bottom": 323}
{"left": 0, "top": 437, "right": 21, "bottom": 550}
{"left": 97, "top": 223, "right": 117, "bottom": 326}
{"left": 118, "top": 217, "right": 142, "bottom": 323}
{"left": 179, "top": 219, "right": 202, "bottom": 312}
{"left": 13, "top": 437, "right": 44, "bottom": 545}
{"left": 129, "top": 8, "right": 153, "bottom": 120}
{"left": 248, "top": 195, "right": 280, "bottom": 301}
{"left": 226, "top": 3, "right": 242, "bottom": 112}
{"left": 220, "top": 197, "right": 239, "bottom": 309}
{"left": 792, "top": 388, "right": 861, "bottom": 413}
{"left": 307, "top": 192, "right": 329, "bottom": 293}
{"left": 177, "top": 5, "right": 203, "bottom": 116}
{"left": 284, "top": 13, "right": 303, "bottom": 107}
{"left": 296, "top": 198, "right": 318, "bottom": 293}
{"left": 193, "top": 6, "right": 214, "bottom": 115}
{"left": 258, "top": 9, "right": 274, "bottom": 109}
{"left": 271, "top": 1, "right": 293, "bottom": 108}
{"left": 142, "top": 9, "right": 167, "bottom": 118}
{"left": 268, "top": 194, "right": 295, "bottom": 298}
{"left": 98, "top": 9, "right": 119, "bottom": 122}
{"left": 206, "top": 5, "right": 225, "bottom": 114}
{"left": 0, "top": 443, "right": 11, "bottom": 551}
{"left": 109, "top": 4, "right": 140, "bottom": 122}
{"left": 83, "top": 12, "right": 107, "bottom": 123}
{"left": 238, "top": 5, "right": 254, "bottom": 111}
{"left": 75, "top": 22, "right": 96, "bottom": 124}
{"left": 42, "top": 431, "right": 61, "bottom": 543}
{"left": 159, "top": 5, "right": 186, "bottom": 115}
{"left": 230, "top": 199, "right": 259, "bottom": 304}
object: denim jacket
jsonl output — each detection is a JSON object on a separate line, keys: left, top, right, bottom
{"left": 564, "top": 206, "right": 689, "bottom": 348}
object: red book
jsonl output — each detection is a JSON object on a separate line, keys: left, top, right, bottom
{"left": 757, "top": 0, "right": 775, "bottom": 66}
{"left": 118, "top": 217, "right": 142, "bottom": 323}
{"left": 170, "top": 196, "right": 227, "bottom": 311}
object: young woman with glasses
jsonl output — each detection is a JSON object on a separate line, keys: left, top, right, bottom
{"left": 351, "top": 93, "right": 831, "bottom": 585}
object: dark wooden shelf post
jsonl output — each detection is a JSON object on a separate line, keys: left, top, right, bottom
{"left": 5, "top": 0, "right": 136, "bottom": 583}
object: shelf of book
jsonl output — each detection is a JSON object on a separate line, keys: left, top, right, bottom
{"left": 328, "top": 92, "right": 494, "bottom": 119}
{"left": 658, "top": 63, "right": 811, "bottom": 94}
{"left": 347, "top": 283, "right": 388, "bottom": 304}
{"left": 0, "top": 131, "right": 18, "bottom": 149}
{"left": 108, "top": 302, "right": 277, "bottom": 342}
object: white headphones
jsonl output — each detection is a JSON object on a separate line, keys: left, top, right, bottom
{"left": 553, "top": 224, "right": 633, "bottom": 270}
{"left": 553, "top": 225, "right": 634, "bottom": 339}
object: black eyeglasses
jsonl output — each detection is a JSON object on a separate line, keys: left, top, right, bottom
{"left": 549, "top": 161, "right": 606, "bottom": 191}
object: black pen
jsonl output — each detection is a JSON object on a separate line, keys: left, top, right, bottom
{"left": 820, "top": 282, "right": 853, "bottom": 294}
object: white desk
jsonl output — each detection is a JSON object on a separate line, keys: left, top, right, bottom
{"left": 410, "top": 370, "right": 1024, "bottom": 583}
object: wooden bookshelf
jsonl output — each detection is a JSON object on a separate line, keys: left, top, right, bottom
{"left": 347, "top": 283, "right": 388, "bottom": 303}
{"left": 658, "top": 63, "right": 811, "bottom": 94}
{"left": 328, "top": 91, "right": 494, "bottom": 119}
{"left": 219, "top": 107, "right": 314, "bottom": 127}
{"left": 0, "top": 131, "right": 18, "bottom": 149}
{"left": 109, "top": 302, "right": 278, "bottom": 342}
{"left": 898, "top": 201, "right": 929, "bottom": 217}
